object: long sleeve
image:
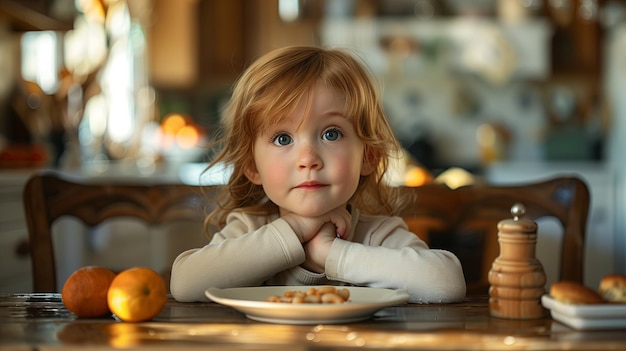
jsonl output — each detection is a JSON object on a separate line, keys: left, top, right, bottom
{"left": 170, "top": 209, "right": 466, "bottom": 304}
{"left": 170, "top": 212, "right": 305, "bottom": 302}
{"left": 325, "top": 212, "right": 467, "bottom": 303}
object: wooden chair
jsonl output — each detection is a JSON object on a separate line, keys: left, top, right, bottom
{"left": 395, "top": 176, "right": 590, "bottom": 294}
{"left": 23, "top": 170, "right": 214, "bottom": 292}
{"left": 24, "top": 170, "right": 589, "bottom": 296}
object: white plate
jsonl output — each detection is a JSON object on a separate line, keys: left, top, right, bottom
{"left": 205, "top": 286, "right": 410, "bottom": 324}
{"left": 541, "top": 295, "right": 626, "bottom": 330}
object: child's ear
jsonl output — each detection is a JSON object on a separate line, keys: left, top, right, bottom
{"left": 244, "top": 162, "right": 263, "bottom": 185}
{"left": 360, "top": 146, "right": 378, "bottom": 176}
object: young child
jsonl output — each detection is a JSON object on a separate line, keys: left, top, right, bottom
{"left": 170, "top": 46, "right": 466, "bottom": 303}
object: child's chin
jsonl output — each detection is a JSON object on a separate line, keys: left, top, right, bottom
{"left": 283, "top": 205, "right": 340, "bottom": 218}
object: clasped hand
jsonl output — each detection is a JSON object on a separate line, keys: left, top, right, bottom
{"left": 281, "top": 207, "right": 351, "bottom": 273}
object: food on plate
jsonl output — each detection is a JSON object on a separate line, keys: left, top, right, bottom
{"left": 549, "top": 281, "right": 604, "bottom": 304}
{"left": 265, "top": 286, "right": 350, "bottom": 304}
{"left": 599, "top": 274, "right": 626, "bottom": 303}
{"left": 62, "top": 266, "right": 116, "bottom": 317}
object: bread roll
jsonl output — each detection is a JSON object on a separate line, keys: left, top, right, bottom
{"left": 549, "top": 281, "right": 604, "bottom": 304}
{"left": 598, "top": 274, "right": 626, "bottom": 303}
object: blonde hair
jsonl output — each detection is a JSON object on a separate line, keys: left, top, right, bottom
{"left": 204, "top": 46, "right": 401, "bottom": 232}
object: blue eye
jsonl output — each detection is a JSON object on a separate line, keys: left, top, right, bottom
{"left": 323, "top": 128, "right": 342, "bottom": 141}
{"left": 273, "top": 133, "right": 292, "bottom": 146}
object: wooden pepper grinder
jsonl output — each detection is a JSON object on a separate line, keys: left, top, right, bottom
{"left": 488, "top": 203, "right": 547, "bottom": 319}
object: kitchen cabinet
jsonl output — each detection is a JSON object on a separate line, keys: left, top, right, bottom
{"left": 148, "top": 0, "right": 320, "bottom": 92}
{"left": 547, "top": 0, "right": 603, "bottom": 80}
{"left": 0, "top": 0, "right": 73, "bottom": 32}
{"left": 148, "top": 0, "right": 248, "bottom": 90}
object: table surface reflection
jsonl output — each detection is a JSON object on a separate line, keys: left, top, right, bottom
{"left": 1, "top": 293, "right": 625, "bottom": 350}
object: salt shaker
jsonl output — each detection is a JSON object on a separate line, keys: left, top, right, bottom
{"left": 488, "top": 203, "right": 547, "bottom": 319}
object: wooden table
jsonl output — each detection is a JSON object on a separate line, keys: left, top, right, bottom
{"left": 1, "top": 293, "right": 625, "bottom": 350}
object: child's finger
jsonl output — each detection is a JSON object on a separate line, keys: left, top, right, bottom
{"left": 328, "top": 210, "right": 351, "bottom": 239}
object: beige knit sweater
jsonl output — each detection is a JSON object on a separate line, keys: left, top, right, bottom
{"left": 170, "top": 208, "right": 466, "bottom": 303}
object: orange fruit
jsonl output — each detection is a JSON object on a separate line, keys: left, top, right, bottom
{"left": 107, "top": 267, "right": 167, "bottom": 322}
{"left": 61, "top": 266, "right": 116, "bottom": 317}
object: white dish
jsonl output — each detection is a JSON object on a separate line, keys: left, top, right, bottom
{"left": 541, "top": 295, "right": 626, "bottom": 330}
{"left": 205, "top": 286, "right": 410, "bottom": 324}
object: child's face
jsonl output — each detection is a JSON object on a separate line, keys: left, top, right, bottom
{"left": 245, "top": 82, "right": 373, "bottom": 218}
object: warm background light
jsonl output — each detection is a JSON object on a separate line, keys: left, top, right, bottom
{"left": 159, "top": 113, "right": 203, "bottom": 150}
{"left": 161, "top": 114, "right": 186, "bottom": 135}
{"left": 404, "top": 166, "right": 433, "bottom": 187}
{"left": 176, "top": 126, "right": 199, "bottom": 149}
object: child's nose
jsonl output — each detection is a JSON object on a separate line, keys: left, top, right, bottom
{"left": 297, "top": 144, "right": 322, "bottom": 170}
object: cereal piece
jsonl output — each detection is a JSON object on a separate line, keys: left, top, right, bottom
{"left": 321, "top": 292, "right": 345, "bottom": 304}
{"left": 292, "top": 295, "right": 306, "bottom": 304}
{"left": 317, "top": 286, "right": 337, "bottom": 294}
{"left": 265, "top": 295, "right": 281, "bottom": 302}
{"left": 266, "top": 287, "right": 351, "bottom": 304}
{"left": 304, "top": 294, "right": 322, "bottom": 303}
{"left": 337, "top": 288, "right": 350, "bottom": 301}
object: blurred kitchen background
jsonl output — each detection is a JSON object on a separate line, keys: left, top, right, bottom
{"left": 1, "top": 0, "right": 625, "bottom": 292}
